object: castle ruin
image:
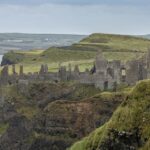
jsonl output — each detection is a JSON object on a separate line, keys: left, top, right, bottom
{"left": 1, "top": 50, "right": 150, "bottom": 90}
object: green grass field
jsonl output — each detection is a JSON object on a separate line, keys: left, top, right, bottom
{"left": 3, "top": 48, "right": 95, "bottom": 74}
{"left": 2, "top": 33, "right": 150, "bottom": 73}
{"left": 80, "top": 33, "right": 150, "bottom": 52}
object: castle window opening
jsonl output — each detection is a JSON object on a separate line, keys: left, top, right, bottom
{"left": 104, "top": 81, "right": 108, "bottom": 90}
{"left": 107, "top": 68, "right": 114, "bottom": 78}
{"left": 121, "top": 68, "right": 126, "bottom": 82}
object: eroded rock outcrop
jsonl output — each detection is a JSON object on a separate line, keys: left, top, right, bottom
{"left": 0, "top": 82, "right": 124, "bottom": 150}
{"left": 70, "top": 80, "right": 150, "bottom": 150}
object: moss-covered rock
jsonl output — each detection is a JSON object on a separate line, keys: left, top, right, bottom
{"left": 0, "top": 123, "right": 9, "bottom": 135}
{"left": 70, "top": 80, "right": 150, "bottom": 150}
{"left": 0, "top": 82, "right": 124, "bottom": 150}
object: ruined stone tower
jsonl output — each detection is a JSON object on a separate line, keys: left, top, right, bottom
{"left": 19, "top": 65, "right": 24, "bottom": 76}
{"left": 95, "top": 51, "right": 107, "bottom": 75}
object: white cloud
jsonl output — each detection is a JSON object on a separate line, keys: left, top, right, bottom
{"left": 0, "top": 4, "right": 149, "bottom": 34}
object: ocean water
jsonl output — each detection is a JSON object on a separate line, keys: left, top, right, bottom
{"left": 0, "top": 33, "right": 86, "bottom": 54}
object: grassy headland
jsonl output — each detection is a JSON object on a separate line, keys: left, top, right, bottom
{"left": 70, "top": 80, "right": 150, "bottom": 150}
{"left": 2, "top": 33, "right": 150, "bottom": 73}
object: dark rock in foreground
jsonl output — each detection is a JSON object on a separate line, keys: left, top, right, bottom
{"left": 0, "top": 82, "right": 124, "bottom": 150}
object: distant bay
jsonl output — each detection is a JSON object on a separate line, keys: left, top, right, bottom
{"left": 0, "top": 33, "right": 86, "bottom": 54}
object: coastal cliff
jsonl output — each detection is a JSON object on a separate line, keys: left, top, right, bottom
{"left": 70, "top": 80, "right": 150, "bottom": 150}
{"left": 0, "top": 82, "right": 123, "bottom": 150}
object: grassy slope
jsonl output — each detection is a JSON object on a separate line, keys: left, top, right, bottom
{"left": 70, "top": 80, "right": 150, "bottom": 150}
{"left": 3, "top": 49, "right": 95, "bottom": 73}
{"left": 2, "top": 33, "right": 150, "bottom": 73}
{"left": 79, "top": 33, "right": 150, "bottom": 61}
{"left": 81, "top": 33, "right": 150, "bottom": 52}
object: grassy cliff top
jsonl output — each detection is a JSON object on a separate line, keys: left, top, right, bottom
{"left": 80, "top": 33, "right": 150, "bottom": 52}
{"left": 2, "top": 33, "right": 150, "bottom": 73}
{"left": 70, "top": 80, "right": 150, "bottom": 150}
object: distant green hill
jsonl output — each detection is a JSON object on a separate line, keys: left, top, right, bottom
{"left": 62, "top": 33, "right": 150, "bottom": 61}
{"left": 80, "top": 33, "right": 150, "bottom": 52}
{"left": 2, "top": 33, "right": 150, "bottom": 73}
{"left": 70, "top": 80, "right": 150, "bottom": 150}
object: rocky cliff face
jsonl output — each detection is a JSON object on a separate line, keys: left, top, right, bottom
{"left": 70, "top": 80, "right": 150, "bottom": 150}
{"left": 0, "top": 82, "right": 124, "bottom": 150}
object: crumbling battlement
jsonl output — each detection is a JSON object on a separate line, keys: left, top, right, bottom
{"left": 1, "top": 50, "right": 150, "bottom": 90}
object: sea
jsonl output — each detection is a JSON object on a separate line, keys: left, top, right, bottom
{"left": 0, "top": 33, "right": 86, "bottom": 65}
{"left": 0, "top": 33, "right": 86, "bottom": 54}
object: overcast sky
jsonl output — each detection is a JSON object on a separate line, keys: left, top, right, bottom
{"left": 0, "top": 0, "right": 150, "bottom": 35}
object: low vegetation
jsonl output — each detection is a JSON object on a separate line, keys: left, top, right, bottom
{"left": 1, "top": 33, "right": 150, "bottom": 73}
{"left": 0, "top": 123, "right": 9, "bottom": 135}
{"left": 81, "top": 33, "right": 150, "bottom": 52}
{"left": 0, "top": 81, "right": 125, "bottom": 149}
{"left": 70, "top": 80, "right": 150, "bottom": 150}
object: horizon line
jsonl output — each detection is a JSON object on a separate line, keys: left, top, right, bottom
{"left": 0, "top": 32, "right": 149, "bottom": 36}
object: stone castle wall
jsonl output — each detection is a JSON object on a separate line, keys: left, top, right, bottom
{"left": 1, "top": 50, "right": 150, "bottom": 90}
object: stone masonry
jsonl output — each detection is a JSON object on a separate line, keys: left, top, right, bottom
{"left": 1, "top": 50, "right": 150, "bottom": 90}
